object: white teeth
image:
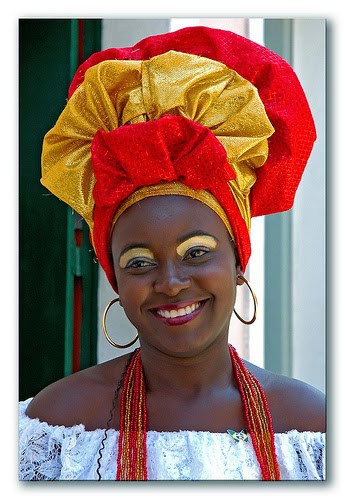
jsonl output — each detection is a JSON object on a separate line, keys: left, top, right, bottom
{"left": 156, "top": 302, "right": 201, "bottom": 319}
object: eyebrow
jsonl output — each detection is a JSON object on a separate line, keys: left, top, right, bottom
{"left": 119, "top": 243, "right": 151, "bottom": 260}
{"left": 176, "top": 230, "right": 219, "bottom": 245}
{"left": 118, "top": 246, "right": 155, "bottom": 269}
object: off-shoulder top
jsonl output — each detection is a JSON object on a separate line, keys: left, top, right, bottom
{"left": 19, "top": 399, "right": 325, "bottom": 481}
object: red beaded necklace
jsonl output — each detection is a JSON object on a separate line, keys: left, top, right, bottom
{"left": 116, "top": 345, "right": 280, "bottom": 480}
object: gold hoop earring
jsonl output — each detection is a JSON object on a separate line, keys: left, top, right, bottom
{"left": 102, "top": 298, "right": 139, "bottom": 348}
{"left": 234, "top": 275, "right": 258, "bottom": 325}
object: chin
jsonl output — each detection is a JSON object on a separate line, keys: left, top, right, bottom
{"left": 143, "top": 328, "right": 228, "bottom": 359}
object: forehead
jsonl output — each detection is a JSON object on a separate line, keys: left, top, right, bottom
{"left": 111, "top": 195, "right": 231, "bottom": 251}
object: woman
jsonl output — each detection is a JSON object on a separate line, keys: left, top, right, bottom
{"left": 19, "top": 26, "right": 325, "bottom": 481}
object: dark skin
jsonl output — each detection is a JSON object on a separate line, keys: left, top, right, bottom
{"left": 27, "top": 196, "right": 325, "bottom": 434}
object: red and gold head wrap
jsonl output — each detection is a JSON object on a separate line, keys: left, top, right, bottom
{"left": 41, "top": 27, "right": 316, "bottom": 290}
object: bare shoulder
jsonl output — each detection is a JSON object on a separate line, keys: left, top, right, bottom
{"left": 244, "top": 360, "right": 326, "bottom": 433}
{"left": 25, "top": 352, "right": 133, "bottom": 430}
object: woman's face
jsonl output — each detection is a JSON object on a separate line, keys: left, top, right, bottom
{"left": 111, "top": 195, "right": 238, "bottom": 357}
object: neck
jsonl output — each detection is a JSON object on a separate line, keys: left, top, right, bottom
{"left": 140, "top": 335, "right": 235, "bottom": 398}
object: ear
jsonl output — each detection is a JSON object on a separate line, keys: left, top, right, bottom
{"left": 236, "top": 266, "right": 245, "bottom": 286}
{"left": 233, "top": 245, "right": 244, "bottom": 286}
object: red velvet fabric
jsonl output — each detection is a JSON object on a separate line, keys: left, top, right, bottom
{"left": 91, "top": 115, "right": 249, "bottom": 289}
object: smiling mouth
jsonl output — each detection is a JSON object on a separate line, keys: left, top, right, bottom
{"left": 150, "top": 299, "right": 208, "bottom": 326}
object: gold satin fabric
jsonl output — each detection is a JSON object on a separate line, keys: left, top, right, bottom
{"left": 111, "top": 182, "right": 235, "bottom": 240}
{"left": 41, "top": 51, "right": 275, "bottom": 236}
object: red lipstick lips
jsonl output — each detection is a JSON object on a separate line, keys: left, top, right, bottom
{"left": 150, "top": 299, "right": 208, "bottom": 326}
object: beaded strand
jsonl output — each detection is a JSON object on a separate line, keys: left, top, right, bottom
{"left": 116, "top": 349, "right": 142, "bottom": 480}
{"left": 230, "top": 351, "right": 269, "bottom": 475}
{"left": 229, "top": 345, "right": 280, "bottom": 480}
{"left": 247, "top": 370, "right": 280, "bottom": 478}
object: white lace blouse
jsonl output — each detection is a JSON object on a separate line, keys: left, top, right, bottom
{"left": 19, "top": 398, "right": 325, "bottom": 481}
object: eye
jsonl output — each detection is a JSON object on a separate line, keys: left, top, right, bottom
{"left": 125, "top": 258, "right": 156, "bottom": 270}
{"left": 184, "top": 247, "right": 209, "bottom": 260}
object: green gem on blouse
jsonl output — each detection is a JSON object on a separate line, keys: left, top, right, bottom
{"left": 227, "top": 429, "right": 249, "bottom": 443}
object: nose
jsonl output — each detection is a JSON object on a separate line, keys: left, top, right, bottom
{"left": 153, "top": 261, "right": 192, "bottom": 296}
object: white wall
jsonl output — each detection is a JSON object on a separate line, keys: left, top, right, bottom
{"left": 102, "top": 19, "right": 170, "bottom": 49}
{"left": 291, "top": 20, "right": 326, "bottom": 392}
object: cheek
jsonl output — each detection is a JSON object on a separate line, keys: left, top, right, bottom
{"left": 190, "top": 263, "right": 233, "bottom": 305}
{"left": 206, "top": 256, "right": 237, "bottom": 307}
{"left": 207, "top": 249, "right": 236, "bottom": 280}
{"left": 115, "top": 273, "right": 150, "bottom": 325}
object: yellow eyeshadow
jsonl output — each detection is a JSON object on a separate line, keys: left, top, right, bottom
{"left": 119, "top": 248, "right": 155, "bottom": 268}
{"left": 176, "top": 235, "right": 218, "bottom": 257}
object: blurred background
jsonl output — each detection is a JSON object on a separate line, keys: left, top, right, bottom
{"left": 19, "top": 18, "right": 325, "bottom": 401}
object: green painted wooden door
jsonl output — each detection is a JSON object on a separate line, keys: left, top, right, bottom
{"left": 19, "top": 19, "right": 101, "bottom": 400}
